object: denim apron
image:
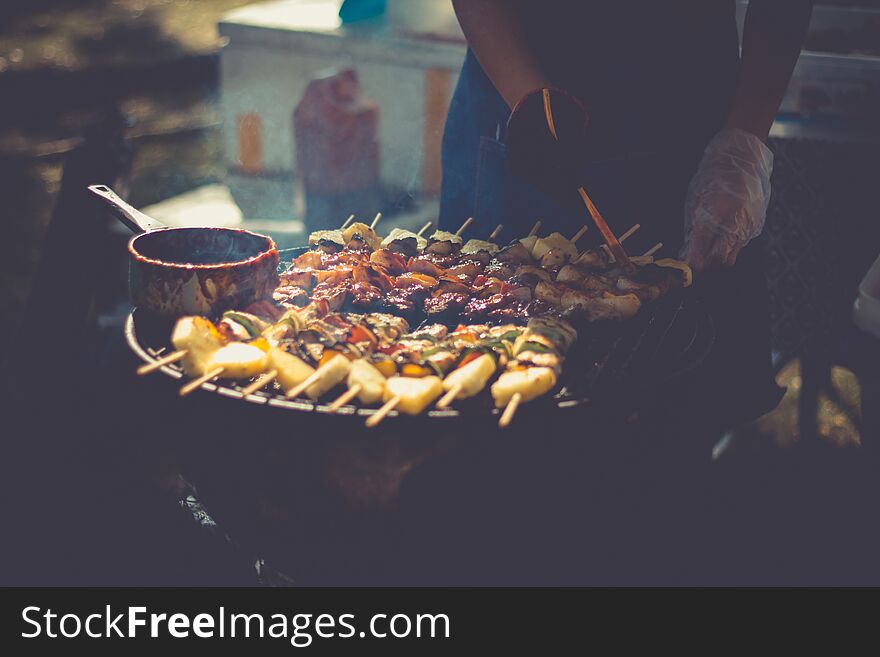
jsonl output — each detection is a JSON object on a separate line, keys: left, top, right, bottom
{"left": 439, "top": 49, "right": 783, "bottom": 432}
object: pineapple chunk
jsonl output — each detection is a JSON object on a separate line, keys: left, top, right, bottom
{"left": 305, "top": 354, "right": 351, "bottom": 400}
{"left": 443, "top": 354, "right": 496, "bottom": 400}
{"left": 491, "top": 367, "right": 557, "bottom": 408}
{"left": 171, "top": 316, "right": 225, "bottom": 376}
{"left": 519, "top": 235, "right": 538, "bottom": 254}
{"left": 207, "top": 342, "right": 269, "bottom": 379}
{"left": 383, "top": 376, "right": 444, "bottom": 415}
{"left": 267, "top": 346, "right": 315, "bottom": 393}
{"left": 347, "top": 359, "right": 387, "bottom": 404}
{"left": 531, "top": 232, "right": 577, "bottom": 261}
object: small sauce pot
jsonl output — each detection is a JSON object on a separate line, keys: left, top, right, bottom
{"left": 89, "top": 185, "right": 279, "bottom": 317}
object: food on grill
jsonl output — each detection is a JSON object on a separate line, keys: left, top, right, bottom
{"left": 491, "top": 367, "right": 557, "bottom": 407}
{"left": 383, "top": 375, "right": 444, "bottom": 416}
{"left": 205, "top": 341, "right": 270, "bottom": 380}
{"left": 267, "top": 346, "right": 315, "bottom": 394}
{"left": 346, "top": 359, "right": 388, "bottom": 404}
{"left": 303, "top": 353, "right": 352, "bottom": 400}
{"left": 171, "top": 316, "right": 225, "bottom": 376}
{"left": 441, "top": 353, "right": 497, "bottom": 401}
{"left": 144, "top": 217, "right": 693, "bottom": 426}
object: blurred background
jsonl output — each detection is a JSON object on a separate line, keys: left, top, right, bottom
{"left": 0, "top": 0, "right": 879, "bottom": 584}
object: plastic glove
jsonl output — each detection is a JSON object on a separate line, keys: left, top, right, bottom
{"left": 506, "top": 88, "right": 590, "bottom": 204}
{"left": 682, "top": 128, "right": 774, "bottom": 271}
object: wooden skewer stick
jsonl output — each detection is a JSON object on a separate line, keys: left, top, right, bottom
{"left": 498, "top": 392, "right": 522, "bottom": 429}
{"left": 369, "top": 212, "right": 382, "bottom": 230}
{"left": 642, "top": 242, "right": 663, "bottom": 258}
{"left": 488, "top": 224, "right": 503, "bottom": 242}
{"left": 619, "top": 223, "right": 641, "bottom": 243}
{"left": 239, "top": 369, "right": 278, "bottom": 397}
{"left": 365, "top": 395, "right": 401, "bottom": 428}
{"left": 541, "top": 89, "right": 634, "bottom": 275}
{"left": 327, "top": 384, "right": 362, "bottom": 413}
{"left": 285, "top": 369, "right": 324, "bottom": 400}
{"left": 180, "top": 368, "right": 224, "bottom": 396}
{"left": 436, "top": 383, "right": 463, "bottom": 410}
{"left": 600, "top": 223, "right": 640, "bottom": 258}
{"left": 454, "top": 216, "right": 473, "bottom": 237}
{"left": 416, "top": 221, "right": 432, "bottom": 237}
{"left": 570, "top": 225, "right": 589, "bottom": 244}
{"left": 528, "top": 221, "right": 542, "bottom": 237}
{"left": 138, "top": 350, "right": 186, "bottom": 375}
{"left": 341, "top": 214, "right": 355, "bottom": 229}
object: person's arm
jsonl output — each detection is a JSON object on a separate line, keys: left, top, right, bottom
{"left": 683, "top": 0, "right": 813, "bottom": 271}
{"left": 451, "top": 0, "right": 549, "bottom": 108}
{"left": 724, "top": 0, "right": 814, "bottom": 141}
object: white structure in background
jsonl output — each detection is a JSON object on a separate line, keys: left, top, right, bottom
{"left": 217, "top": 0, "right": 880, "bottom": 197}
{"left": 219, "top": 0, "right": 466, "bottom": 199}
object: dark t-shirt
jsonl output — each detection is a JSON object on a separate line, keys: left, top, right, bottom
{"left": 513, "top": 0, "right": 740, "bottom": 156}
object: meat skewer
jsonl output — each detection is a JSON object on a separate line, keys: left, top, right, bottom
{"left": 369, "top": 212, "right": 382, "bottom": 231}
{"left": 341, "top": 214, "right": 355, "bottom": 229}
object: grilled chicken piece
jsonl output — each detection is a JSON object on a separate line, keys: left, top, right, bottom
{"left": 497, "top": 241, "right": 534, "bottom": 264}
{"left": 572, "top": 248, "right": 610, "bottom": 268}
{"left": 280, "top": 268, "right": 315, "bottom": 290}
{"left": 515, "top": 265, "right": 552, "bottom": 286}
{"left": 423, "top": 292, "right": 469, "bottom": 316}
{"left": 394, "top": 272, "right": 439, "bottom": 289}
{"left": 311, "top": 281, "right": 349, "bottom": 312}
{"left": 445, "top": 261, "right": 483, "bottom": 279}
{"left": 534, "top": 280, "right": 567, "bottom": 307}
{"left": 554, "top": 264, "right": 584, "bottom": 285}
{"left": 369, "top": 248, "right": 408, "bottom": 276}
{"left": 484, "top": 260, "right": 515, "bottom": 280}
{"left": 353, "top": 264, "right": 395, "bottom": 292}
{"left": 580, "top": 293, "right": 642, "bottom": 321}
{"left": 408, "top": 256, "right": 444, "bottom": 278}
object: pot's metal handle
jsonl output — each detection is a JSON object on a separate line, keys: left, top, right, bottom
{"left": 88, "top": 184, "right": 167, "bottom": 234}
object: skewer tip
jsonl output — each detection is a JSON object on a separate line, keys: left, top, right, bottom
{"left": 498, "top": 392, "right": 522, "bottom": 429}
{"left": 454, "top": 216, "right": 474, "bottom": 237}
{"left": 369, "top": 212, "right": 382, "bottom": 231}
{"left": 365, "top": 395, "right": 401, "bottom": 428}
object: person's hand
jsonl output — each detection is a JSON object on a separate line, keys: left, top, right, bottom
{"left": 506, "top": 88, "right": 589, "bottom": 204}
{"left": 682, "top": 128, "right": 774, "bottom": 271}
